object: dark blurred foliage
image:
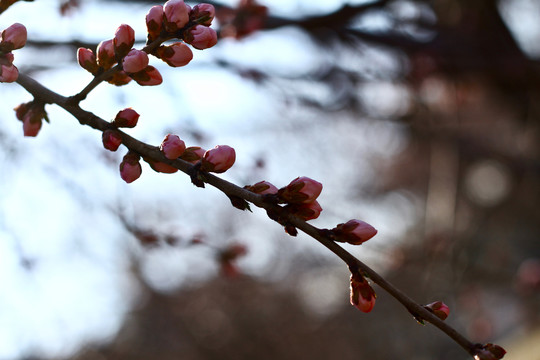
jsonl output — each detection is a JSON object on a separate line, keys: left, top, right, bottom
{"left": 12, "top": 0, "right": 540, "bottom": 358}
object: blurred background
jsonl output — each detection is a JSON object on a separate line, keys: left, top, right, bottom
{"left": 0, "top": 0, "right": 539, "bottom": 359}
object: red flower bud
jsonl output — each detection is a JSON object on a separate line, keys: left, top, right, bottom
{"left": 97, "top": 39, "right": 116, "bottom": 69}
{"left": 120, "top": 152, "right": 142, "bottom": 183}
{"left": 16, "top": 102, "right": 47, "bottom": 137}
{"left": 0, "top": 63, "right": 18, "bottom": 83}
{"left": 160, "top": 134, "right": 186, "bottom": 159}
{"left": 156, "top": 42, "right": 193, "bottom": 67}
{"left": 278, "top": 176, "right": 322, "bottom": 204}
{"left": 350, "top": 273, "right": 376, "bottom": 313}
{"left": 245, "top": 180, "right": 278, "bottom": 195}
{"left": 191, "top": 3, "right": 215, "bottom": 26}
{"left": 186, "top": 25, "right": 217, "bottom": 50}
{"left": 77, "top": 48, "right": 99, "bottom": 74}
{"left": 201, "top": 145, "right": 236, "bottom": 173}
{"left": 425, "top": 301, "right": 450, "bottom": 321}
{"left": 113, "top": 107, "right": 139, "bottom": 128}
{"left": 102, "top": 129, "right": 122, "bottom": 151}
{"left": 113, "top": 24, "right": 135, "bottom": 58}
{"left": 146, "top": 5, "right": 164, "bottom": 41}
{"left": 0, "top": 23, "right": 27, "bottom": 51}
{"left": 122, "top": 49, "right": 149, "bottom": 74}
{"left": 286, "top": 200, "right": 322, "bottom": 221}
{"left": 22, "top": 114, "right": 42, "bottom": 137}
{"left": 332, "top": 219, "right": 377, "bottom": 245}
{"left": 130, "top": 65, "right": 163, "bottom": 86}
{"left": 163, "top": 0, "right": 190, "bottom": 32}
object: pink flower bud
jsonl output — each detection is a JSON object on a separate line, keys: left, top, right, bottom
{"left": 102, "top": 129, "right": 123, "bottom": 151}
{"left": 106, "top": 70, "right": 132, "bottom": 86}
{"left": 97, "top": 39, "right": 116, "bottom": 69}
{"left": 23, "top": 115, "right": 42, "bottom": 137}
{"left": 0, "top": 23, "right": 27, "bottom": 51}
{"left": 146, "top": 5, "right": 164, "bottom": 41}
{"left": 156, "top": 42, "right": 193, "bottom": 67}
{"left": 350, "top": 273, "right": 376, "bottom": 313}
{"left": 191, "top": 3, "right": 215, "bottom": 26}
{"left": 130, "top": 65, "right": 163, "bottom": 86}
{"left": 186, "top": 25, "right": 217, "bottom": 50}
{"left": 286, "top": 200, "right": 322, "bottom": 221}
{"left": 17, "top": 103, "right": 47, "bottom": 137}
{"left": 201, "top": 145, "right": 236, "bottom": 173}
{"left": 77, "top": 48, "right": 98, "bottom": 74}
{"left": 0, "top": 64, "right": 18, "bottom": 83}
{"left": 120, "top": 152, "right": 142, "bottom": 183}
{"left": 278, "top": 176, "right": 323, "bottom": 204}
{"left": 122, "top": 49, "right": 149, "bottom": 74}
{"left": 332, "top": 219, "right": 377, "bottom": 245}
{"left": 163, "top": 0, "right": 190, "bottom": 32}
{"left": 246, "top": 180, "right": 278, "bottom": 195}
{"left": 425, "top": 301, "right": 450, "bottom": 321}
{"left": 160, "top": 134, "right": 186, "bottom": 159}
{"left": 113, "top": 24, "right": 135, "bottom": 58}
{"left": 180, "top": 146, "right": 205, "bottom": 163}
{"left": 113, "top": 107, "right": 139, "bottom": 128}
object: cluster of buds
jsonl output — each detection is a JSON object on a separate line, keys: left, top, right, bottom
{"left": 474, "top": 344, "right": 506, "bottom": 360}
{"left": 14, "top": 101, "right": 48, "bottom": 137}
{"left": 0, "top": 23, "right": 27, "bottom": 83}
{"left": 350, "top": 271, "right": 376, "bottom": 313}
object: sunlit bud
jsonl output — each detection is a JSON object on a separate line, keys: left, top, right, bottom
{"left": 246, "top": 180, "right": 278, "bottom": 195}
{"left": 332, "top": 219, "right": 377, "bottom": 245}
{"left": 286, "top": 200, "right": 322, "bottom": 221}
{"left": 0, "top": 64, "right": 18, "bottom": 82}
{"left": 102, "top": 129, "right": 123, "bottom": 151}
{"left": 191, "top": 3, "right": 215, "bottom": 26}
{"left": 156, "top": 42, "right": 193, "bottom": 67}
{"left": 113, "top": 24, "right": 135, "bottom": 58}
{"left": 120, "top": 152, "right": 142, "bottom": 183}
{"left": 425, "top": 301, "right": 450, "bottom": 321}
{"left": 0, "top": 23, "right": 27, "bottom": 51}
{"left": 163, "top": 0, "right": 190, "bottom": 32}
{"left": 201, "top": 145, "right": 236, "bottom": 173}
{"left": 106, "top": 70, "right": 132, "bottom": 86}
{"left": 278, "top": 176, "right": 322, "bottom": 204}
{"left": 146, "top": 5, "right": 164, "bottom": 41}
{"left": 350, "top": 273, "right": 376, "bottom": 313}
{"left": 146, "top": 158, "right": 178, "bottom": 173}
{"left": 180, "top": 146, "right": 205, "bottom": 163}
{"left": 77, "top": 47, "right": 99, "bottom": 74}
{"left": 186, "top": 25, "right": 217, "bottom": 50}
{"left": 130, "top": 65, "right": 163, "bottom": 86}
{"left": 122, "top": 49, "right": 149, "bottom": 74}
{"left": 160, "top": 134, "right": 186, "bottom": 159}
{"left": 97, "top": 39, "right": 116, "bottom": 69}
{"left": 483, "top": 344, "right": 506, "bottom": 359}
{"left": 112, "top": 107, "right": 139, "bottom": 128}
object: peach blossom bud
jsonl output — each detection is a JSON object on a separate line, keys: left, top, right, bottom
{"left": 113, "top": 107, "right": 139, "bottom": 128}
{"left": 146, "top": 158, "right": 178, "bottom": 173}
{"left": 22, "top": 115, "right": 42, "bottom": 137}
{"left": 286, "top": 200, "right": 322, "bottom": 221}
{"left": 350, "top": 273, "right": 376, "bottom": 313}
{"left": 113, "top": 24, "right": 135, "bottom": 58}
{"left": 156, "top": 42, "right": 193, "bottom": 67}
{"left": 0, "top": 64, "right": 18, "bottom": 82}
{"left": 130, "top": 65, "right": 163, "bottom": 86}
{"left": 163, "top": 0, "right": 190, "bottom": 32}
{"left": 483, "top": 344, "right": 506, "bottom": 359}
{"left": 187, "top": 25, "right": 217, "bottom": 50}
{"left": 160, "top": 134, "right": 186, "bottom": 159}
{"left": 122, "top": 49, "right": 149, "bottom": 74}
{"left": 120, "top": 152, "right": 142, "bottom": 183}
{"left": 246, "top": 180, "right": 278, "bottom": 195}
{"left": 97, "top": 39, "right": 116, "bottom": 69}
{"left": 332, "top": 219, "right": 377, "bottom": 245}
{"left": 106, "top": 70, "right": 132, "bottom": 86}
{"left": 77, "top": 48, "right": 98, "bottom": 74}
{"left": 180, "top": 146, "right": 205, "bottom": 163}
{"left": 146, "top": 5, "right": 164, "bottom": 41}
{"left": 191, "top": 3, "right": 215, "bottom": 26}
{"left": 17, "top": 103, "right": 46, "bottom": 137}
{"left": 0, "top": 23, "right": 27, "bottom": 51}
{"left": 102, "top": 129, "right": 122, "bottom": 151}
{"left": 278, "top": 176, "right": 322, "bottom": 204}
{"left": 201, "top": 145, "right": 236, "bottom": 173}
{"left": 425, "top": 301, "right": 450, "bottom": 321}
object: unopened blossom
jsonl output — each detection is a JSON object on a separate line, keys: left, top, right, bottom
{"left": 146, "top": 5, "right": 164, "bottom": 41}
{"left": 201, "top": 145, "right": 236, "bottom": 173}
{"left": 113, "top": 107, "right": 139, "bottom": 128}
{"left": 180, "top": 146, "right": 205, "bottom": 163}
{"left": 191, "top": 3, "right": 215, "bottom": 26}
{"left": 23, "top": 115, "right": 42, "bottom": 137}
{"left": 483, "top": 344, "right": 506, "bottom": 359}
{"left": 332, "top": 219, "right": 377, "bottom": 245}
{"left": 0, "top": 23, "right": 27, "bottom": 51}
{"left": 97, "top": 39, "right": 116, "bottom": 69}
{"left": 122, "top": 49, "right": 149, "bottom": 74}
{"left": 425, "top": 301, "right": 450, "bottom": 321}
{"left": 350, "top": 273, "right": 376, "bottom": 313}
{"left": 77, "top": 48, "right": 98, "bottom": 74}
{"left": 130, "top": 65, "right": 162, "bottom": 86}
{"left": 245, "top": 180, "right": 278, "bottom": 195}
{"left": 163, "top": 0, "right": 190, "bottom": 32}
{"left": 16, "top": 102, "right": 47, "bottom": 137}
{"left": 113, "top": 24, "right": 135, "bottom": 58}
{"left": 278, "top": 176, "right": 322, "bottom": 204}
{"left": 187, "top": 25, "right": 217, "bottom": 50}
{"left": 120, "top": 152, "right": 142, "bottom": 183}
{"left": 0, "top": 64, "right": 18, "bottom": 82}
{"left": 102, "top": 129, "right": 122, "bottom": 151}
{"left": 160, "top": 134, "right": 186, "bottom": 159}
{"left": 286, "top": 200, "right": 322, "bottom": 221}
{"left": 156, "top": 42, "right": 193, "bottom": 67}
